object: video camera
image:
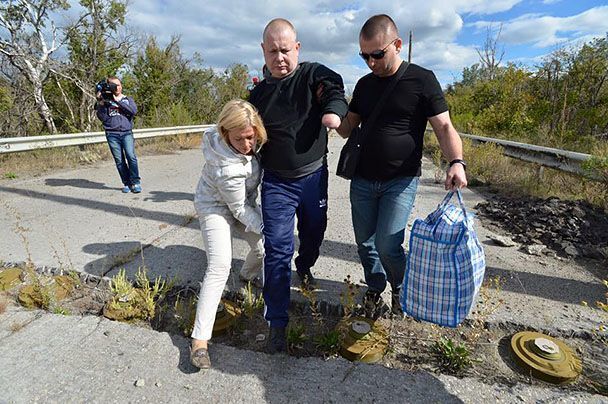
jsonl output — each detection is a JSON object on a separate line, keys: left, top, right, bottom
{"left": 96, "top": 80, "right": 118, "bottom": 101}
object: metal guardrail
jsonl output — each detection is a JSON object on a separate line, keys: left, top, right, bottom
{"left": 425, "top": 129, "right": 603, "bottom": 182}
{"left": 0, "top": 125, "right": 213, "bottom": 154}
{"left": 1, "top": 125, "right": 603, "bottom": 181}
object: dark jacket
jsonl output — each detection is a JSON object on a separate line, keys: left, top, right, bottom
{"left": 96, "top": 96, "right": 137, "bottom": 133}
{"left": 249, "top": 62, "right": 348, "bottom": 178}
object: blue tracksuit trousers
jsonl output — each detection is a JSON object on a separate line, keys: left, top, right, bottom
{"left": 261, "top": 166, "right": 328, "bottom": 328}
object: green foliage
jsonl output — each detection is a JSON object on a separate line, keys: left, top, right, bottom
{"left": 174, "top": 293, "right": 197, "bottom": 336}
{"left": 338, "top": 274, "right": 360, "bottom": 318}
{"left": 433, "top": 337, "right": 476, "bottom": 372}
{"left": 448, "top": 35, "right": 608, "bottom": 154}
{"left": 286, "top": 323, "right": 307, "bottom": 349}
{"left": 300, "top": 281, "right": 323, "bottom": 327}
{"left": 53, "top": 306, "right": 71, "bottom": 315}
{"left": 0, "top": 86, "right": 13, "bottom": 113}
{"left": 105, "top": 267, "right": 172, "bottom": 322}
{"left": 314, "top": 330, "right": 341, "bottom": 355}
{"left": 241, "top": 281, "right": 264, "bottom": 319}
{"left": 4, "top": 172, "right": 17, "bottom": 179}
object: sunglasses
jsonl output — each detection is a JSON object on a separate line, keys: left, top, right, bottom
{"left": 359, "top": 38, "right": 398, "bottom": 61}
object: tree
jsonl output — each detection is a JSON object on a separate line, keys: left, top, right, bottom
{"left": 476, "top": 24, "right": 505, "bottom": 81}
{"left": 0, "top": 0, "right": 68, "bottom": 134}
{"left": 52, "top": 0, "right": 132, "bottom": 132}
{"left": 130, "top": 36, "right": 188, "bottom": 122}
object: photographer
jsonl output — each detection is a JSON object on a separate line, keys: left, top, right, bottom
{"left": 95, "top": 76, "right": 141, "bottom": 193}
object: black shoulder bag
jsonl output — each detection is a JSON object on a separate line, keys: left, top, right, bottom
{"left": 336, "top": 61, "right": 409, "bottom": 180}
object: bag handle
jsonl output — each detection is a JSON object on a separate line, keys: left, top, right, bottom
{"left": 439, "top": 190, "right": 470, "bottom": 224}
{"left": 357, "top": 61, "right": 409, "bottom": 146}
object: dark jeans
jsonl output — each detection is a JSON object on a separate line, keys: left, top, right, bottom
{"left": 105, "top": 131, "right": 140, "bottom": 186}
{"left": 261, "top": 166, "right": 328, "bottom": 328}
{"left": 350, "top": 176, "right": 419, "bottom": 294}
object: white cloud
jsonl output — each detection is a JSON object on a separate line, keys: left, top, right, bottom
{"left": 123, "top": 0, "right": 486, "bottom": 88}
{"left": 471, "top": 6, "right": 608, "bottom": 48}
{"left": 452, "top": 0, "right": 523, "bottom": 15}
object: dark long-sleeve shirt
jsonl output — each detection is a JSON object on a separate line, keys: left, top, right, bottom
{"left": 249, "top": 62, "right": 348, "bottom": 178}
{"left": 95, "top": 96, "right": 137, "bottom": 133}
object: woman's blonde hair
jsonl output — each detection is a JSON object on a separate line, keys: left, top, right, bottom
{"left": 217, "top": 99, "right": 267, "bottom": 147}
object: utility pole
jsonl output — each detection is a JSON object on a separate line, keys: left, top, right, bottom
{"left": 408, "top": 30, "right": 413, "bottom": 63}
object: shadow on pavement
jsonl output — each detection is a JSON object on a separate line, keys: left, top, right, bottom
{"left": 0, "top": 185, "right": 193, "bottom": 227}
{"left": 165, "top": 323, "right": 463, "bottom": 402}
{"left": 45, "top": 178, "right": 114, "bottom": 190}
{"left": 485, "top": 265, "right": 605, "bottom": 305}
{"left": 143, "top": 191, "right": 193, "bottom": 203}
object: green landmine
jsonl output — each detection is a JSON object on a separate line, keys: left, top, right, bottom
{"left": 18, "top": 275, "right": 75, "bottom": 309}
{"left": 0, "top": 268, "right": 23, "bottom": 291}
{"left": 338, "top": 317, "right": 388, "bottom": 363}
{"left": 213, "top": 299, "right": 241, "bottom": 336}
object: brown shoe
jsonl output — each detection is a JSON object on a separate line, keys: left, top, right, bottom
{"left": 190, "top": 347, "right": 211, "bottom": 369}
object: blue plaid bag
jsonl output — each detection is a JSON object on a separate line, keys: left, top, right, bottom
{"left": 401, "top": 190, "right": 485, "bottom": 327}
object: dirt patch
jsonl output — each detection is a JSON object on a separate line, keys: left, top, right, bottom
{"left": 476, "top": 194, "right": 608, "bottom": 263}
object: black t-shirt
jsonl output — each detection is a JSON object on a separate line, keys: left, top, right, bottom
{"left": 349, "top": 63, "right": 448, "bottom": 181}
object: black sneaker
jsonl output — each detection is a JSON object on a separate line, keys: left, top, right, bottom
{"left": 296, "top": 268, "right": 317, "bottom": 290}
{"left": 391, "top": 290, "right": 404, "bottom": 318}
{"left": 362, "top": 291, "right": 388, "bottom": 320}
{"left": 267, "top": 326, "right": 287, "bottom": 354}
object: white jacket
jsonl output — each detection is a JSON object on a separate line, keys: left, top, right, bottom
{"left": 193, "top": 127, "right": 262, "bottom": 234}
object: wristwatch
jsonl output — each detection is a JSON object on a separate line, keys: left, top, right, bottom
{"left": 449, "top": 159, "right": 467, "bottom": 171}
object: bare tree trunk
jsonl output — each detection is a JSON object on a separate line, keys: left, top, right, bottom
{"left": 32, "top": 76, "right": 56, "bottom": 134}
{"left": 0, "top": 0, "right": 62, "bottom": 134}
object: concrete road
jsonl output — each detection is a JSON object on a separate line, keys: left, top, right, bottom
{"left": 0, "top": 306, "right": 605, "bottom": 403}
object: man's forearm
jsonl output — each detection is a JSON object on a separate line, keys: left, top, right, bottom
{"left": 436, "top": 124, "right": 463, "bottom": 161}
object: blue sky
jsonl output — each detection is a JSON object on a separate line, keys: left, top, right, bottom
{"left": 77, "top": 0, "right": 608, "bottom": 90}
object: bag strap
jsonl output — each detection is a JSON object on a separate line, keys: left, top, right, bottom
{"left": 439, "top": 190, "right": 470, "bottom": 224}
{"left": 358, "top": 61, "right": 409, "bottom": 144}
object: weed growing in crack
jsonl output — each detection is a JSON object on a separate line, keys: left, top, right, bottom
{"left": 339, "top": 274, "right": 360, "bottom": 318}
{"left": 300, "top": 283, "right": 323, "bottom": 329}
{"left": 582, "top": 279, "right": 608, "bottom": 345}
{"left": 0, "top": 294, "right": 8, "bottom": 314}
{"left": 287, "top": 323, "right": 307, "bottom": 350}
{"left": 467, "top": 275, "right": 505, "bottom": 344}
{"left": 9, "top": 322, "right": 24, "bottom": 332}
{"left": 53, "top": 306, "right": 71, "bottom": 315}
{"left": 174, "top": 292, "right": 197, "bottom": 336}
{"left": 314, "top": 329, "right": 340, "bottom": 356}
{"left": 241, "top": 281, "right": 264, "bottom": 319}
{"left": 433, "top": 337, "right": 477, "bottom": 373}
{"left": 105, "top": 267, "right": 173, "bottom": 322}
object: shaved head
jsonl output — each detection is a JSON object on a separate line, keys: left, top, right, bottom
{"left": 360, "top": 14, "right": 399, "bottom": 40}
{"left": 263, "top": 18, "right": 297, "bottom": 43}
{"left": 261, "top": 18, "right": 301, "bottom": 78}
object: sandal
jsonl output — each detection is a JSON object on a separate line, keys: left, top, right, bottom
{"left": 190, "top": 347, "right": 211, "bottom": 369}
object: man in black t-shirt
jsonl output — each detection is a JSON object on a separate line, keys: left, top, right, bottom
{"left": 336, "top": 14, "right": 467, "bottom": 319}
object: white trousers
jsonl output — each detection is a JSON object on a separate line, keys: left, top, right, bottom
{"left": 191, "top": 213, "right": 263, "bottom": 341}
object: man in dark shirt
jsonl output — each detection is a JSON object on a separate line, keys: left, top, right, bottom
{"left": 249, "top": 18, "right": 348, "bottom": 353}
{"left": 336, "top": 14, "right": 467, "bottom": 319}
{"left": 95, "top": 77, "right": 140, "bottom": 193}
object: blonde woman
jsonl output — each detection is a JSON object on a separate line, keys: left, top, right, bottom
{"left": 191, "top": 100, "right": 267, "bottom": 369}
